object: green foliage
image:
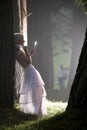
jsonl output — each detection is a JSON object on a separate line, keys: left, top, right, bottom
{"left": 75, "top": 0, "right": 83, "bottom": 5}
{"left": 75, "top": 0, "right": 87, "bottom": 11}
{"left": 46, "top": 100, "right": 67, "bottom": 116}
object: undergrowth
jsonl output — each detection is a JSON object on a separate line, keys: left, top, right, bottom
{"left": 0, "top": 100, "right": 87, "bottom": 130}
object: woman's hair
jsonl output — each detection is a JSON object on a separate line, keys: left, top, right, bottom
{"left": 24, "top": 47, "right": 32, "bottom": 64}
{"left": 14, "top": 33, "right": 24, "bottom": 44}
{"left": 14, "top": 33, "right": 32, "bottom": 63}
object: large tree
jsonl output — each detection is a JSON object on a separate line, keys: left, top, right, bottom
{"left": 67, "top": 4, "right": 87, "bottom": 97}
{"left": 0, "top": 0, "right": 15, "bottom": 107}
{"left": 67, "top": 0, "right": 87, "bottom": 111}
{"left": 67, "top": 28, "right": 87, "bottom": 110}
{"left": 14, "top": 0, "right": 28, "bottom": 98}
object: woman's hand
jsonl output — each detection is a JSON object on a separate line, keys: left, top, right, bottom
{"left": 30, "top": 49, "right": 34, "bottom": 56}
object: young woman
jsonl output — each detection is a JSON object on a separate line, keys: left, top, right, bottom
{"left": 15, "top": 34, "right": 47, "bottom": 117}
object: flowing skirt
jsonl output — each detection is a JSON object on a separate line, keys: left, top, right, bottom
{"left": 19, "top": 64, "right": 47, "bottom": 116}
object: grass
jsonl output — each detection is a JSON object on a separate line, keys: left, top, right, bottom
{"left": 46, "top": 100, "right": 67, "bottom": 116}
{"left": 0, "top": 100, "right": 87, "bottom": 130}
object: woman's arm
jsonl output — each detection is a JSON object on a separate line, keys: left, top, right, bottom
{"left": 15, "top": 46, "right": 31, "bottom": 68}
{"left": 23, "top": 47, "right": 32, "bottom": 63}
{"left": 30, "top": 48, "right": 35, "bottom": 57}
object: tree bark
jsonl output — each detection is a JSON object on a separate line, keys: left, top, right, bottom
{"left": 0, "top": 0, "right": 15, "bottom": 107}
{"left": 67, "top": 28, "right": 87, "bottom": 110}
{"left": 14, "top": 0, "right": 28, "bottom": 98}
{"left": 67, "top": 5, "right": 87, "bottom": 97}
{"left": 21, "top": 0, "right": 28, "bottom": 46}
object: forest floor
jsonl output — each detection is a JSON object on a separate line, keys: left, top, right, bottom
{"left": 0, "top": 100, "right": 87, "bottom": 130}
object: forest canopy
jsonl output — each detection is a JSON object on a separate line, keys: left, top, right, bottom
{"left": 75, "top": 0, "right": 87, "bottom": 11}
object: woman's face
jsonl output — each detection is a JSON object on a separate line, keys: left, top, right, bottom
{"left": 19, "top": 40, "right": 25, "bottom": 46}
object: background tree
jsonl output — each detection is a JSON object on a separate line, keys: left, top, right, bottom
{"left": 51, "top": 0, "right": 73, "bottom": 101}
{"left": 27, "top": 0, "right": 54, "bottom": 97}
{"left": 50, "top": 0, "right": 87, "bottom": 101}
{"left": 0, "top": 0, "right": 15, "bottom": 107}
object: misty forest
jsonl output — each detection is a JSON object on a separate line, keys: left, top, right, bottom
{"left": 0, "top": 0, "right": 87, "bottom": 130}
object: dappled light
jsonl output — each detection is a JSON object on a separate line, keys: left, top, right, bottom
{"left": 0, "top": 100, "right": 67, "bottom": 129}
{"left": 46, "top": 100, "right": 67, "bottom": 116}
{"left": 26, "top": 0, "right": 87, "bottom": 104}
{"left": 15, "top": 99, "right": 67, "bottom": 117}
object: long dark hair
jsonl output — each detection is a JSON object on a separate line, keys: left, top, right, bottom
{"left": 23, "top": 47, "right": 32, "bottom": 64}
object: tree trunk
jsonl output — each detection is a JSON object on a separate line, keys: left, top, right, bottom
{"left": 14, "top": 0, "right": 28, "bottom": 99}
{"left": 67, "top": 28, "right": 87, "bottom": 110}
{"left": 0, "top": 0, "right": 15, "bottom": 107}
{"left": 13, "top": 0, "right": 21, "bottom": 32}
{"left": 67, "top": 5, "right": 87, "bottom": 97}
{"left": 21, "top": 0, "right": 28, "bottom": 46}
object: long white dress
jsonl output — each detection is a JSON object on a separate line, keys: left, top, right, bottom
{"left": 19, "top": 64, "right": 47, "bottom": 116}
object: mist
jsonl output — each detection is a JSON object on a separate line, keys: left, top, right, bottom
{"left": 28, "top": 0, "right": 87, "bottom": 102}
